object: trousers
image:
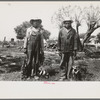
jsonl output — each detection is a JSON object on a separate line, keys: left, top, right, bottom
{"left": 60, "top": 52, "right": 74, "bottom": 79}
{"left": 26, "top": 34, "right": 41, "bottom": 77}
{"left": 26, "top": 50, "right": 39, "bottom": 77}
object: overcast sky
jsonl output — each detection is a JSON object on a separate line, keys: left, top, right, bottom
{"left": 0, "top": 1, "right": 100, "bottom": 41}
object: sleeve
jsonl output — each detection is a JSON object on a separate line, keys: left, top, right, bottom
{"left": 74, "top": 29, "right": 78, "bottom": 51}
{"left": 58, "top": 30, "right": 62, "bottom": 51}
{"left": 40, "top": 33, "right": 44, "bottom": 52}
{"left": 23, "top": 28, "right": 29, "bottom": 49}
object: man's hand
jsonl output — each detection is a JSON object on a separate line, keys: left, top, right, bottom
{"left": 73, "top": 50, "right": 77, "bottom": 57}
{"left": 58, "top": 49, "right": 62, "bottom": 57}
{"left": 23, "top": 48, "right": 27, "bottom": 54}
{"left": 59, "top": 52, "right": 62, "bottom": 57}
{"left": 40, "top": 49, "right": 44, "bottom": 54}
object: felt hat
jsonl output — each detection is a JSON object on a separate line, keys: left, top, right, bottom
{"left": 30, "top": 19, "right": 42, "bottom": 24}
{"left": 63, "top": 17, "right": 73, "bottom": 23}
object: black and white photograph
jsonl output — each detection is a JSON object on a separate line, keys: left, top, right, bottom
{"left": 0, "top": 1, "right": 100, "bottom": 99}
{"left": 0, "top": 1, "right": 100, "bottom": 82}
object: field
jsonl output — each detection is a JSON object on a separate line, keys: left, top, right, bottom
{"left": 0, "top": 46, "right": 100, "bottom": 81}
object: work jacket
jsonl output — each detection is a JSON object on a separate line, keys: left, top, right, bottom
{"left": 58, "top": 27, "right": 80, "bottom": 53}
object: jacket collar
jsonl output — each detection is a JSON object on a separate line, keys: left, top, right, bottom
{"left": 63, "top": 27, "right": 72, "bottom": 33}
{"left": 30, "top": 26, "right": 39, "bottom": 32}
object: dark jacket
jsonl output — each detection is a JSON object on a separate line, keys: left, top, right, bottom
{"left": 58, "top": 27, "right": 80, "bottom": 53}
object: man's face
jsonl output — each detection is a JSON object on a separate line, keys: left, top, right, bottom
{"left": 64, "top": 22, "right": 71, "bottom": 29}
{"left": 32, "top": 21, "right": 38, "bottom": 28}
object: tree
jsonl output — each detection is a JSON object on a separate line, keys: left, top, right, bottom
{"left": 83, "top": 5, "right": 100, "bottom": 29}
{"left": 51, "top": 5, "right": 73, "bottom": 29}
{"left": 14, "top": 21, "right": 31, "bottom": 40}
{"left": 40, "top": 28, "right": 51, "bottom": 40}
{"left": 82, "top": 5, "right": 100, "bottom": 44}
{"left": 14, "top": 21, "right": 51, "bottom": 41}
{"left": 71, "top": 6, "right": 83, "bottom": 34}
{"left": 97, "top": 33, "right": 100, "bottom": 43}
{"left": 79, "top": 33, "right": 85, "bottom": 39}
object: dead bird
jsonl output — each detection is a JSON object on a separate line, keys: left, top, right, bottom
{"left": 70, "top": 60, "right": 87, "bottom": 81}
{"left": 71, "top": 65, "right": 82, "bottom": 81}
{"left": 39, "top": 66, "right": 50, "bottom": 79}
{"left": 39, "top": 64, "right": 59, "bottom": 79}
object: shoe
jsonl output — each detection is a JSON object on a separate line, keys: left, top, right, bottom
{"left": 65, "top": 76, "right": 70, "bottom": 81}
{"left": 21, "top": 75, "right": 27, "bottom": 80}
{"left": 34, "top": 76, "right": 39, "bottom": 80}
{"left": 26, "top": 76, "right": 32, "bottom": 80}
{"left": 58, "top": 78, "right": 64, "bottom": 81}
{"left": 59, "top": 76, "right": 66, "bottom": 81}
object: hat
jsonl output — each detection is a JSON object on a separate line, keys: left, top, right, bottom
{"left": 35, "top": 19, "right": 42, "bottom": 24}
{"left": 30, "top": 19, "right": 42, "bottom": 24}
{"left": 63, "top": 17, "right": 73, "bottom": 23}
{"left": 30, "top": 19, "right": 34, "bottom": 24}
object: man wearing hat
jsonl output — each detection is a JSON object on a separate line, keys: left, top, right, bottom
{"left": 23, "top": 19, "right": 44, "bottom": 79}
{"left": 58, "top": 17, "right": 79, "bottom": 80}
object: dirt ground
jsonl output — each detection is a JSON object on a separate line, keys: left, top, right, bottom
{"left": 0, "top": 47, "right": 100, "bottom": 81}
